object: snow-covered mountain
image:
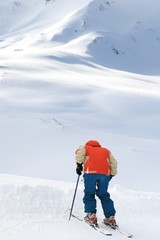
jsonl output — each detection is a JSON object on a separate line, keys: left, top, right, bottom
{"left": 1, "top": 0, "right": 160, "bottom": 74}
{"left": 52, "top": 0, "right": 160, "bottom": 74}
{"left": 0, "top": 1, "right": 160, "bottom": 239}
{"left": 0, "top": 0, "right": 160, "bottom": 184}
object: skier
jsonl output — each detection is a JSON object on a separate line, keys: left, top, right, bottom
{"left": 75, "top": 140, "right": 118, "bottom": 229}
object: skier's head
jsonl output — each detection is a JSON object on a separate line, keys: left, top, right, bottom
{"left": 85, "top": 140, "right": 101, "bottom": 147}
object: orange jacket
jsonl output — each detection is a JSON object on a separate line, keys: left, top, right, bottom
{"left": 83, "top": 140, "right": 111, "bottom": 175}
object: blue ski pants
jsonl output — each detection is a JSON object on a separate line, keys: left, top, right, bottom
{"left": 83, "top": 174, "right": 116, "bottom": 218}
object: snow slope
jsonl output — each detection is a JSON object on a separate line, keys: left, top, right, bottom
{"left": 0, "top": 0, "right": 160, "bottom": 187}
{"left": 0, "top": 0, "right": 160, "bottom": 74}
{"left": 0, "top": 0, "right": 160, "bottom": 239}
{"left": 52, "top": 0, "right": 160, "bottom": 74}
{"left": 0, "top": 174, "right": 160, "bottom": 240}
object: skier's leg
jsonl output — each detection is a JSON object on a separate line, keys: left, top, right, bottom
{"left": 83, "top": 174, "right": 97, "bottom": 214}
{"left": 96, "top": 174, "right": 116, "bottom": 217}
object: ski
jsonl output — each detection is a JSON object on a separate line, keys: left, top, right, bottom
{"left": 102, "top": 222, "right": 133, "bottom": 238}
{"left": 71, "top": 214, "right": 133, "bottom": 238}
{"left": 89, "top": 224, "right": 112, "bottom": 236}
{"left": 71, "top": 214, "right": 112, "bottom": 236}
{"left": 115, "top": 226, "right": 133, "bottom": 238}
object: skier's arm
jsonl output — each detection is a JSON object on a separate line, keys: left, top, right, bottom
{"left": 75, "top": 146, "right": 86, "bottom": 164}
{"left": 109, "top": 152, "right": 117, "bottom": 176}
{"left": 75, "top": 146, "right": 86, "bottom": 175}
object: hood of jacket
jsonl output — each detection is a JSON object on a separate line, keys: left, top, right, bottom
{"left": 85, "top": 140, "right": 101, "bottom": 147}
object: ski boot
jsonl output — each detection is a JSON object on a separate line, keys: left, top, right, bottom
{"left": 84, "top": 213, "right": 98, "bottom": 227}
{"left": 103, "top": 215, "right": 118, "bottom": 229}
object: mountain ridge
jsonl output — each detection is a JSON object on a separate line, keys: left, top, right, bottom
{"left": 0, "top": 0, "right": 160, "bottom": 74}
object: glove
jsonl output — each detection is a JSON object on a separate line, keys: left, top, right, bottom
{"left": 109, "top": 175, "right": 113, "bottom": 181}
{"left": 76, "top": 163, "right": 83, "bottom": 176}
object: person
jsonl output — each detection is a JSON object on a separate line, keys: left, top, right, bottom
{"left": 75, "top": 140, "right": 118, "bottom": 229}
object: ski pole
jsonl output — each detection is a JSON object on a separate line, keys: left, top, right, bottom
{"left": 69, "top": 175, "right": 80, "bottom": 220}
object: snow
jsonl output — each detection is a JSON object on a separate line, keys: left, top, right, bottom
{"left": 0, "top": 174, "right": 160, "bottom": 239}
{"left": 0, "top": 0, "right": 160, "bottom": 239}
